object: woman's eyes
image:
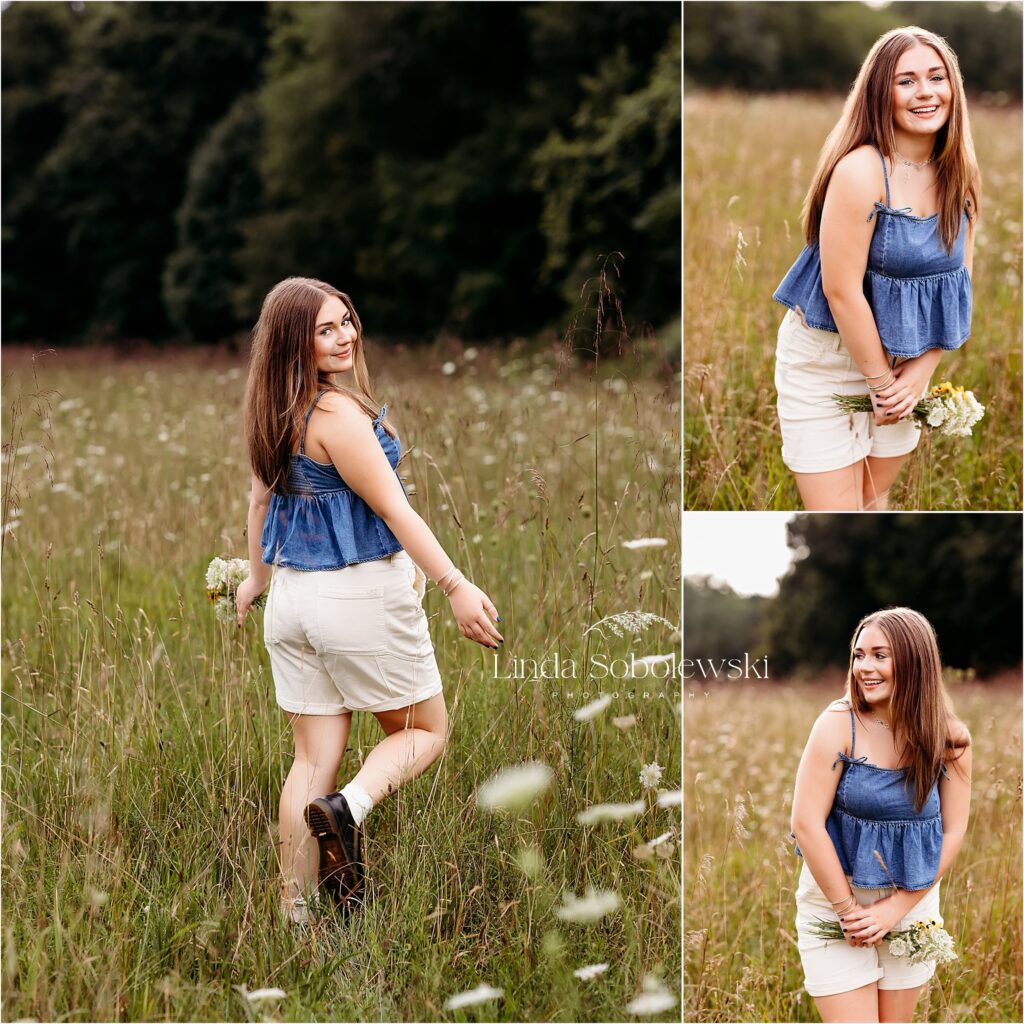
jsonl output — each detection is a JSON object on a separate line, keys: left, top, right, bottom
{"left": 898, "top": 76, "right": 945, "bottom": 86}
{"left": 319, "top": 319, "right": 351, "bottom": 336}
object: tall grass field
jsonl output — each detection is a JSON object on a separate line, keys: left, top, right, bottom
{"left": 1, "top": 337, "right": 680, "bottom": 1023}
{"left": 684, "top": 92, "right": 1022, "bottom": 510}
{"left": 684, "top": 680, "right": 1022, "bottom": 1023}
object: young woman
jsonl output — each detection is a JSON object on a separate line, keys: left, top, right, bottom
{"left": 772, "top": 27, "right": 980, "bottom": 511}
{"left": 789, "top": 608, "right": 972, "bottom": 1024}
{"left": 234, "top": 277, "right": 504, "bottom": 925}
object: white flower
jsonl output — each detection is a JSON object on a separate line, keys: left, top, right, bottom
{"left": 621, "top": 538, "right": 668, "bottom": 550}
{"left": 475, "top": 762, "right": 552, "bottom": 812}
{"left": 574, "top": 962, "right": 610, "bottom": 980}
{"left": 206, "top": 557, "right": 227, "bottom": 590}
{"left": 926, "top": 403, "right": 948, "bottom": 427}
{"left": 656, "top": 789, "right": 682, "bottom": 808}
{"left": 626, "top": 978, "right": 678, "bottom": 1016}
{"left": 441, "top": 361, "right": 457, "bottom": 376}
{"left": 214, "top": 596, "right": 236, "bottom": 623}
{"left": 888, "top": 937, "right": 909, "bottom": 957}
{"left": 574, "top": 695, "right": 612, "bottom": 721}
{"left": 639, "top": 762, "right": 664, "bottom": 790}
{"left": 444, "top": 984, "right": 504, "bottom": 1009}
{"left": 555, "top": 887, "right": 620, "bottom": 924}
{"left": 245, "top": 988, "right": 287, "bottom": 1005}
{"left": 577, "top": 800, "right": 646, "bottom": 825}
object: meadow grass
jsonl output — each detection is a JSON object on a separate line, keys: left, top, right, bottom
{"left": 1, "top": 334, "right": 680, "bottom": 1023}
{"left": 684, "top": 679, "right": 1023, "bottom": 1023}
{"left": 683, "top": 91, "right": 1023, "bottom": 510}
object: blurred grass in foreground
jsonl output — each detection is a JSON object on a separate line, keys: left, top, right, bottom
{"left": 1, "top": 335, "right": 680, "bottom": 1023}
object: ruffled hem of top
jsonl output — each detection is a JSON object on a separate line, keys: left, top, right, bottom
{"left": 260, "top": 488, "right": 402, "bottom": 571}
{"left": 865, "top": 266, "right": 972, "bottom": 358}
{"left": 772, "top": 244, "right": 840, "bottom": 333}
{"left": 825, "top": 808, "right": 942, "bottom": 890}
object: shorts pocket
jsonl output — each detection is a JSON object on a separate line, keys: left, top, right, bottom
{"left": 263, "top": 582, "right": 279, "bottom": 646}
{"left": 315, "top": 586, "right": 387, "bottom": 653}
{"left": 408, "top": 561, "right": 426, "bottom": 604}
{"left": 777, "top": 312, "right": 836, "bottom": 367}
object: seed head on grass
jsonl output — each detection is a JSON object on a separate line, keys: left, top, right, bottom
{"left": 577, "top": 800, "right": 646, "bottom": 824}
{"left": 574, "top": 694, "right": 612, "bottom": 721}
{"left": 555, "top": 887, "right": 621, "bottom": 924}
{"left": 625, "top": 974, "right": 678, "bottom": 1015}
{"left": 444, "top": 984, "right": 504, "bottom": 1010}
{"left": 475, "top": 762, "right": 553, "bottom": 813}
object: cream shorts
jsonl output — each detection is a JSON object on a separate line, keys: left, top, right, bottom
{"left": 775, "top": 309, "right": 921, "bottom": 474}
{"left": 795, "top": 861, "right": 942, "bottom": 998}
{"left": 263, "top": 549, "right": 443, "bottom": 715}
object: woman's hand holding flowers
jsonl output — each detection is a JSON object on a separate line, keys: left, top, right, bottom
{"left": 841, "top": 894, "right": 907, "bottom": 947}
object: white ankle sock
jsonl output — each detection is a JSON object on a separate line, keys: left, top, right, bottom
{"left": 340, "top": 781, "right": 374, "bottom": 827}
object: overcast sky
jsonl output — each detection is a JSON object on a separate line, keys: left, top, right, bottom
{"left": 683, "top": 513, "right": 797, "bottom": 597}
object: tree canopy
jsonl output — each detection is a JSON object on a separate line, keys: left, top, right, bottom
{"left": 2, "top": 2, "right": 680, "bottom": 345}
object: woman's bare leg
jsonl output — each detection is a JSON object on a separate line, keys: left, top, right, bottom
{"left": 878, "top": 984, "right": 926, "bottom": 1023}
{"left": 279, "top": 711, "right": 352, "bottom": 902}
{"left": 793, "top": 461, "right": 866, "bottom": 511}
{"left": 353, "top": 693, "right": 448, "bottom": 802}
{"left": 813, "top": 982, "right": 880, "bottom": 1023}
{"left": 862, "top": 454, "right": 909, "bottom": 511}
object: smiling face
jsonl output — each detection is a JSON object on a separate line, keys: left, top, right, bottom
{"left": 313, "top": 295, "right": 358, "bottom": 374}
{"left": 852, "top": 622, "right": 895, "bottom": 711}
{"left": 890, "top": 42, "right": 952, "bottom": 144}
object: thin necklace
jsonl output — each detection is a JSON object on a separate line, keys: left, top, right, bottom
{"left": 872, "top": 714, "right": 891, "bottom": 731}
{"left": 894, "top": 151, "right": 934, "bottom": 169}
{"left": 893, "top": 151, "right": 934, "bottom": 190}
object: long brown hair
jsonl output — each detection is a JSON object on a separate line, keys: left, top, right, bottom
{"left": 802, "top": 26, "right": 981, "bottom": 254}
{"left": 243, "top": 276, "right": 395, "bottom": 494}
{"left": 844, "top": 607, "right": 969, "bottom": 813}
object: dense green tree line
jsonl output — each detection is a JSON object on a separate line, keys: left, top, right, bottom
{"left": 684, "top": 514, "right": 1023, "bottom": 676}
{"left": 684, "top": 1, "right": 1022, "bottom": 97}
{"left": 2, "top": 2, "right": 680, "bottom": 345}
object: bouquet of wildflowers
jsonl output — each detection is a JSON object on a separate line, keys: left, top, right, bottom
{"left": 833, "top": 381, "right": 986, "bottom": 438}
{"left": 807, "top": 917, "right": 957, "bottom": 966}
{"left": 206, "top": 557, "right": 265, "bottom": 624}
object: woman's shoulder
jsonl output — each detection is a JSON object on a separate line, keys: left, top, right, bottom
{"left": 829, "top": 145, "right": 884, "bottom": 194}
{"left": 317, "top": 388, "right": 374, "bottom": 422}
{"left": 823, "top": 697, "right": 853, "bottom": 713}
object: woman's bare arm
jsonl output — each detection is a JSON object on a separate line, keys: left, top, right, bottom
{"left": 318, "top": 394, "right": 463, "bottom": 585}
{"left": 819, "top": 147, "right": 894, "bottom": 384}
{"left": 246, "top": 472, "right": 273, "bottom": 590}
{"left": 790, "top": 706, "right": 858, "bottom": 909}
{"left": 318, "top": 393, "right": 502, "bottom": 647}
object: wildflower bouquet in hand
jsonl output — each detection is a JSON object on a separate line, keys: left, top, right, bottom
{"left": 206, "top": 556, "right": 264, "bottom": 624}
{"left": 807, "top": 917, "right": 958, "bottom": 965}
{"left": 833, "top": 381, "right": 986, "bottom": 438}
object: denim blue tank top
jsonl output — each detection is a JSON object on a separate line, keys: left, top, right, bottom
{"left": 793, "top": 703, "right": 947, "bottom": 891}
{"left": 773, "top": 146, "right": 972, "bottom": 359}
{"left": 260, "top": 389, "right": 406, "bottom": 571}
